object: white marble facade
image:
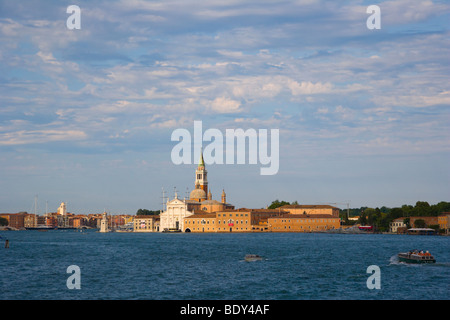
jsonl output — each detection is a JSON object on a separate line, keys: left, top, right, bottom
{"left": 159, "top": 194, "right": 194, "bottom": 232}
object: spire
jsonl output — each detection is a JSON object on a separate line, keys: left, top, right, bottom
{"left": 221, "top": 189, "right": 226, "bottom": 204}
{"left": 195, "top": 147, "right": 208, "bottom": 198}
{"left": 198, "top": 147, "right": 205, "bottom": 168}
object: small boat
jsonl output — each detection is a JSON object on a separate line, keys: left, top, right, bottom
{"left": 25, "top": 225, "right": 56, "bottom": 230}
{"left": 398, "top": 250, "right": 436, "bottom": 264}
{"left": 162, "top": 228, "right": 182, "bottom": 233}
{"left": 245, "top": 254, "right": 263, "bottom": 262}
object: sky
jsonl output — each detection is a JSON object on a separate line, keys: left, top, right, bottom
{"left": 0, "top": 0, "right": 449, "bottom": 214}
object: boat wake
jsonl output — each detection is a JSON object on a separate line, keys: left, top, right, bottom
{"left": 389, "top": 255, "right": 402, "bottom": 265}
{"left": 389, "top": 255, "right": 417, "bottom": 266}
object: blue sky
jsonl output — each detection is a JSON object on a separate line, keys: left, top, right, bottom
{"left": 1, "top": 0, "right": 449, "bottom": 214}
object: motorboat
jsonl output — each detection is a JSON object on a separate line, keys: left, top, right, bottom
{"left": 398, "top": 250, "right": 436, "bottom": 264}
{"left": 245, "top": 254, "right": 263, "bottom": 262}
{"left": 162, "top": 228, "right": 182, "bottom": 233}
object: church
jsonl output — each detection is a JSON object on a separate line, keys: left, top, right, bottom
{"left": 159, "top": 150, "right": 234, "bottom": 232}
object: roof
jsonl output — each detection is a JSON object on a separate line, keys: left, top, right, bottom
{"left": 279, "top": 204, "right": 339, "bottom": 209}
{"left": 271, "top": 214, "right": 339, "bottom": 219}
{"left": 185, "top": 213, "right": 216, "bottom": 219}
{"left": 184, "top": 199, "right": 201, "bottom": 204}
{"left": 200, "top": 200, "right": 223, "bottom": 205}
{"left": 198, "top": 148, "right": 205, "bottom": 168}
{"left": 135, "top": 215, "right": 160, "bottom": 219}
{"left": 190, "top": 188, "right": 207, "bottom": 199}
{"left": 216, "top": 208, "right": 287, "bottom": 214}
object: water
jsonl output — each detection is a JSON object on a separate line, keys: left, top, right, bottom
{"left": 1, "top": 231, "right": 449, "bottom": 300}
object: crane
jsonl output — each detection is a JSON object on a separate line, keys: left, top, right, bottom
{"left": 319, "top": 202, "right": 351, "bottom": 220}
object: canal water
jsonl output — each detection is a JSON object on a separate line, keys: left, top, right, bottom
{"left": 1, "top": 230, "right": 448, "bottom": 300}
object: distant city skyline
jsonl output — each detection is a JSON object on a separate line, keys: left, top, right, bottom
{"left": 1, "top": 0, "right": 449, "bottom": 214}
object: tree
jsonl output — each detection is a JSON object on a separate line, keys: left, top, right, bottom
{"left": 431, "top": 201, "right": 450, "bottom": 216}
{"left": 268, "top": 200, "right": 290, "bottom": 209}
{"left": 380, "top": 206, "right": 389, "bottom": 213}
{"left": 413, "top": 201, "right": 431, "bottom": 216}
{"left": 365, "top": 208, "right": 376, "bottom": 225}
{"left": 136, "top": 209, "right": 159, "bottom": 216}
{"left": 359, "top": 212, "right": 367, "bottom": 225}
{"left": 402, "top": 204, "right": 413, "bottom": 217}
{"left": 0, "top": 217, "right": 8, "bottom": 226}
{"left": 389, "top": 207, "right": 404, "bottom": 220}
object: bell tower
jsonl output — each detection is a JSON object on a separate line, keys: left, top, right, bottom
{"left": 195, "top": 149, "right": 208, "bottom": 195}
{"left": 221, "top": 189, "right": 226, "bottom": 204}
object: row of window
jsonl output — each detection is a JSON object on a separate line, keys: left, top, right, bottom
{"left": 218, "top": 220, "right": 248, "bottom": 224}
{"left": 186, "top": 220, "right": 249, "bottom": 224}
{"left": 134, "top": 224, "right": 153, "bottom": 229}
{"left": 189, "top": 227, "right": 250, "bottom": 231}
{"left": 217, "top": 213, "right": 249, "bottom": 217}
{"left": 272, "top": 219, "right": 337, "bottom": 223}
{"left": 272, "top": 225, "right": 329, "bottom": 230}
{"left": 391, "top": 222, "right": 404, "bottom": 226}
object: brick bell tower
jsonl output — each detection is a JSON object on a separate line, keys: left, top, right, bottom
{"left": 195, "top": 148, "right": 208, "bottom": 195}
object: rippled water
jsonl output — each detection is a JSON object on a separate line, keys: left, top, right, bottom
{"left": 1, "top": 231, "right": 449, "bottom": 300}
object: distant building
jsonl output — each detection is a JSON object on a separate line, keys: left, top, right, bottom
{"left": 164, "top": 148, "right": 345, "bottom": 233}
{"left": 390, "top": 218, "right": 407, "bottom": 233}
{"left": 24, "top": 214, "right": 37, "bottom": 228}
{"left": 409, "top": 216, "right": 438, "bottom": 228}
{"left": 46, "top": 215, "right": 58, "bottom": 228}
{"left": 279, "top": 204, "right": 340, "bottom": 217}
{"left": 183, "top": 209, "right": 341, "bottom": 233}
{"left": 188, "top": 150, "right": 233, "bottom": 211}
{"left": 268, "top": 214, "right": 341, "bottom": 232}
{"left": 53, "top": 202, "right": 69, "bottom": 228}
{"left": 184, "top": 213, "right": 217, "bottom": 232}
{"left": 133, "top": 215, "right": 159, "bottom": 232}
{"left": 6, "top": 213, "right": 30, "bottom": 229}
{"left": 71, "top": 215, "right": 88, "bottom": 228}
{"left": 199, "top": 196, "right": 234, "bottom": 213}
{"left": 159, "top": 194, "right": 196, "bottom": 232}
{"left": 184, "top": 208, "right": 285, "bottom": 233}
{"left": 99, "top": 212, "right": 109, "bottom": 233}
{"left": 57, "top": 202, "right": 67, "bottom": 216}
{"left": 160, "top": 149, "right": 233, "bottom": 232}
{"left": 438, "top": 213, "right": 450, "bottom": 234}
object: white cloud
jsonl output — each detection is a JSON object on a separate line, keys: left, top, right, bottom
{"left": 316, "top": 107, "right": 329, "bottom": 114}
{"left": 288, "top": 80, "right": 334, "bottom": 95}
{"left": 380, "top": 0, "right": 449, "bottom": 25}
{"left": 373, "top": 91, "right": 450, "bottom": 108}
{"left": 0, "top": 129, "right": 87, "bottom": 146}
{"left": 36, "top": 51, "right": 61, "bottom": 65}
{"left": 210, "top": 97, "right": 242, "bottom": 114}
